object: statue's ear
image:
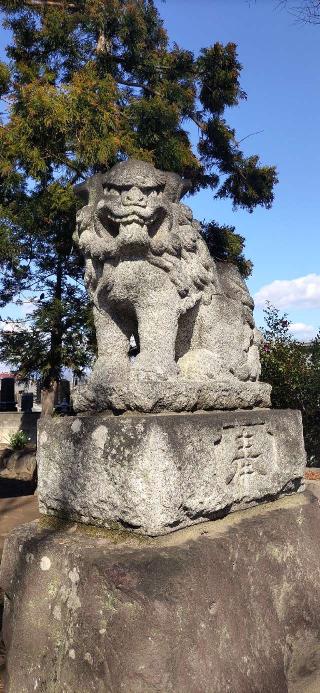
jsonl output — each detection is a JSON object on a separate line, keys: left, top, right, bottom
{"left": 180, "top": 179, "right": 192, "bottom": 198}
{"left": 74, "top": 181, "right": 89, "bottom": 206}
{"left": 163, "top": 172, "right": 192, "bottom": 202}
{"left": 74, "top": 173, "right": 104, "bottom": 207}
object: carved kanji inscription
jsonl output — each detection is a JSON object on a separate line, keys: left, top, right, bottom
{"left": 214, "top": 423, "right": 277, "bottom": 488}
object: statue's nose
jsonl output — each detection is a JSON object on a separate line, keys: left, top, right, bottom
{"left": 123, "top": 186, "right": 145, "bottom": 205}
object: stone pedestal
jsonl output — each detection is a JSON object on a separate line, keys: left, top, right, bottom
{"left": 37, "top": 409, "right": 306, "bottom": 536}
{"left": 1, "top": 489, "right": 320, "bottom": 693}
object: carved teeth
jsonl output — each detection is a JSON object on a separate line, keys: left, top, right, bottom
{"left": 119, "top": 222, "right": 148, "bottom": 236}
{"left": 120, "top": 215, "right": 145, "bottom": 225}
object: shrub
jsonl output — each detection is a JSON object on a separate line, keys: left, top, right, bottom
{"left": 7, "top": 430, "right": 30, "bottom": 451}
{"left": 260, "top": 303, "right": 320, "bottom": 467}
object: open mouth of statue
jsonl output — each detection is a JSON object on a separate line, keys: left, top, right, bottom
{"left": 98, "top": 206, "right": 166, "bottom": 238}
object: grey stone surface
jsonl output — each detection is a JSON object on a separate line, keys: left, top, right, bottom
{"left": 2, "top": 489, "right": 320, "bottom": 693}
{"left": 37, "top": 409, "right": 306, "bottom": 535}
{"left": 0, "top": 446, "right": 36, "bottom": 483}
{"left": 72, "top": 159, "right": 270, "bottom": 413}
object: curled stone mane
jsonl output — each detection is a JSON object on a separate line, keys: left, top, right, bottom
{"left": 146, "top": 202, "right": 219, "bottom": 312}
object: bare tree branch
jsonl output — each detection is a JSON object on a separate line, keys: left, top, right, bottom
{"left": 24, "top": 1, "right": 76, "bottom": 8}
{"left": 237, "top": 130, "right": 264, "bottom": 144}
{"left": 278, "top": 0, "right": 320, "bottom": 24}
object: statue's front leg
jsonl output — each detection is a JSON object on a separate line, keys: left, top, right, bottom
{"left": 133, "top": 290, "right": 180, "bottom": 379}
{"left": 93, "top": 305, "right": 131, "bottom": 378}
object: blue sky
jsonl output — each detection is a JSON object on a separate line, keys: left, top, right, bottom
{"left": 1, "top": 0, "right": 320, "bottom": 342}
{"left": 155, "top": 0, "right": 320, "bottom": 339}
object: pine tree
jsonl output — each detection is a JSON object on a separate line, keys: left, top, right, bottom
{"left": 0, "top": 0, "right": 277, "bottom": 412}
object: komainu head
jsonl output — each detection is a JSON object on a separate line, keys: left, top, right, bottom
{"left": 74, "top": 159, "right": 218, "bottom": 311}
{"left": 74, "top": 159, "right": 191, "bottom": 258}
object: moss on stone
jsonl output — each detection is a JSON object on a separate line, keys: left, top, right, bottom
{"left": 104, "top": 591, "right": 117, "bottom": 612}
{"left": 79, "top": 523, "right": 148, "bottom": 544}
{"left": 38, "top": 513, "right": 149, "bottom": 545}
{"left": 39, "top": 515, "right": 74, "bottom": 532}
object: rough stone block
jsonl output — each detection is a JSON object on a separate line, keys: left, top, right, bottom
{"left": 1, "top": 490, "right": 320, "bottom": 692}
{"left": 0, "top": 446, "right": 37, "bottom": 483}
{"left": 37, "top": 409, "right": 306, "bottom": 536}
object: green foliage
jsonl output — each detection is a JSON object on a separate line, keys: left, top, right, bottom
{"left": 200, "top": 221, "right": 253, "bottom": 277}
{"left": 0, "top": 0, "right": 277, "bottom": 389}
{"left": 0, "top": 61, "right": 10, "bottom": 94}
{"left": 0, "top": 0, "right": 277, "bottom": 193}
{"left": 260, "top": 303, "right": 320, "bottom": 466}
{"left": 197, "top": 43, "right": 246, "bottom": 114}
{"left": 0, "top": 179, "right": 95, "bottom": 384}
{"left": 7, "top": 429, "right": 30, "bottom": 450}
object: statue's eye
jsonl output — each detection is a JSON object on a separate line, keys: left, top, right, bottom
{"left": 104, "top": 186, "right": 120, "bottom": 196}
{"left": 148, "top": 185, "right": 164, "bottom": 197}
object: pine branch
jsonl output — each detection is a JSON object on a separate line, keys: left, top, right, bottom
{"left": 55, "top": 155, "right": 84, "bottom": 176}
{"left": 118, "top": 80, "right": 208, "bottom": 134}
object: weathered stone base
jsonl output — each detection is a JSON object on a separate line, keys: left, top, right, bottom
{"left": 37, "top": 409, "right": 306, "bottom": 536}
{"left": 73, "top": 372, "right": 271, "bottom": 414}
{"left": 1, "top": 490, "right": 320, "bottom": 692}
{"left": 0, "top": 446, "right": 37, "bottom": 483}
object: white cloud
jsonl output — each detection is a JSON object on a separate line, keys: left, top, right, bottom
{"left": 290, "top": 322, "right": 316, "bottom": 341}
{"left": 255, "top": 273, "right": 320, "bottom": 309}
{"left": 21, "top": 300, "right": 36, "bottom": 315}
{"left": 0, "top": 320, "right": 25, "bottom": 333}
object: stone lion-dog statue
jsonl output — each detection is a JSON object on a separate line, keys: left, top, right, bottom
{"left": 72, "top": 159, "right": 270, "bottom": 413}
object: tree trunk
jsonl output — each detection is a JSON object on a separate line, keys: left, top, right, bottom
{"left": 40, "top": 254, "right": 63, "bottom": 418}
{"left": 41, "top": 381, "right": 58, "bottom": 417}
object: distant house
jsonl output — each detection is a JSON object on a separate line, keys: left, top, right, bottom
{"left": 0, "top": 372, "right": 15, "bottom": 380}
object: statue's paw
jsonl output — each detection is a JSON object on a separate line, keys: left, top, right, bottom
{"left": 177, "top": 348, "right": 222, "bottom": 381}
{"left": 131, "top": 354, "right": 178, "bottom": 380}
